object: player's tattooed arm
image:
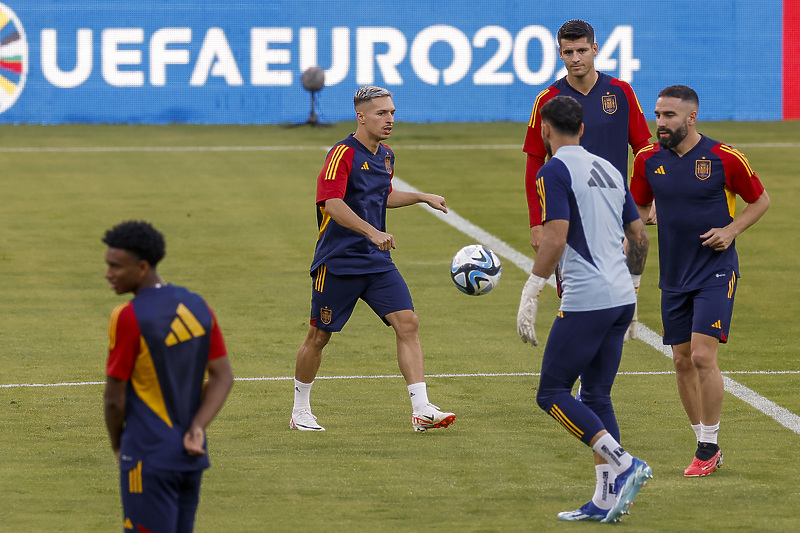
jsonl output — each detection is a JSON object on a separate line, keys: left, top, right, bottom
{"left": 624, "top": 218, "right": 649, "bottom": 276}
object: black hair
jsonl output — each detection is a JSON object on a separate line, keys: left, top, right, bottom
{"left": 102, "top": 220, "right": 166, "bottom": 267}
{"left": 658, "top": 84, "right": 700, "bottom": 107}
{"left": 540, "top": 95, "right": 583, "bottom": 136}
{"left": 557, "top": 20, "right": 595, "bottom": 45}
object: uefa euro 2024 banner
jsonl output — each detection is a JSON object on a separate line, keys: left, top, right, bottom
{"left": 0, "top": 0, "right": 789, "bottom": 124}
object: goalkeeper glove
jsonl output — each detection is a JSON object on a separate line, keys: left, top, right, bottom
{"left": 623, "top": 274, "right": 642, "bottom": 343}
{"left": 517, "top": 272, "right": 548, "bottom": 346}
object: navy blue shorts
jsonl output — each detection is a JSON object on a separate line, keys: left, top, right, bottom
{"left": 536, "top": 304, "right": 635, "bottom": 445}
{"left": 309, "top": 265, "right": 414, "bottom": 332}
{"left": 120, "top": 459, "right": 203, "bottom": 533}
{"left": 661, "top": 274, "right": 737, "bottom": 345}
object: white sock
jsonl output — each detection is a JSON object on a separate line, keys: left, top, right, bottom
{"left": 293, "top": 379, "right": 313, "bottom": 413}
{"left": 700, "top": 422, "right": 720, "bottom": 445}
{"left": 691, "top": 423, "right": 702, "bottom": 442}
{"left": 407, "top": 382, "right": 429, "bottom": 412}
{"left": 591, "top": 464, "right": 616, "bottom": 510}
{"left": 592, "top": 434, "right": 633, "bottom": 475}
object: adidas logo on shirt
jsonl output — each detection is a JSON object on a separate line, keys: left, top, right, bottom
{"left": 654, "top": 165, "right": 666, "bottom": 175}
{"left": 361, "top": 162, "right": 369, "bottom": 170}
{"left": 711, "top": 320, "right": 722, "bottom": 329}
{"left": 165, "top": 303, "right": 207, "bottom": 346}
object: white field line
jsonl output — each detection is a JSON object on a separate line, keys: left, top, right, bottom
{"left": 394, "top": 177, "right": 800, "bottom": 436}
{"left": 4, "top": 370, "right": 800, "bottom": 390}
{"left": 2, "top": 143, "right": 797, "bottom": 435}
{"left": 0, "top": 142, "right": 798, "bottom": 153}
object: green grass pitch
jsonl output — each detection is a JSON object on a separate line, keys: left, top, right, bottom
{"left": 0, "top": 120, "right": 798, "bottom": 532}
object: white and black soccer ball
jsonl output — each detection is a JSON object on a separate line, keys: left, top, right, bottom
{"left": 450, "top": 244, "right": 502, "bottom": 296}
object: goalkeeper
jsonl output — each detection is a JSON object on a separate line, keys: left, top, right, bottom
{"left": 516, "top": 95, "right": 651, "bottom": 523}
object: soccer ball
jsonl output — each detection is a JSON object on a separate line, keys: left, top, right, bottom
{"left": 450, "top": 244, "right": 502, "bottom": 296}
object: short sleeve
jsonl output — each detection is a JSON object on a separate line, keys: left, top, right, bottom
{"left": 715, "top": 144, "right": 766, "bottom": 203}
{"left": 537, "top": 158, "right": 572, "bottom": 223}
{"left": 106, "top": 302, "right": 140, "bottom": 381}
{"left": 316, "top": 144, "right": 354, "bottom": 205}
{"left": 207, "top": 308, "right": 227, "bottom": 360}
{"left": 630, "top": 148, "right": 655, "bottom": 205}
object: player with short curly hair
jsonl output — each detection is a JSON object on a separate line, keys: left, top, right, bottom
{"left": 103, "top": 220, "right": 234, "bottom": 532}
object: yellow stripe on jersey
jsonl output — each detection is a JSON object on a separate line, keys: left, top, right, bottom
{"left": 317, "top": 205, "right": 331, "bottom": 240}
{"left": 550, "top": 404, "right": 584, "bottom": 439}
{"left": 177, "top": 303, "right": 206, "bottom": 337}
{"left": 325, "top": 145, "right": 349, "bottom": 181}
{"left": 108, "top": 303, "right": 129, "bottom": 351}
{"left": 724, "top": 186, "right": 736, "bottom": 218}
{"left": 130, "top": 338, "right": 173, "bottom": 428}
{"left": 719, "top": 145, "right": 754, "bottom": 176}
{"left": 637, "top": 144, "right": 657, "bottom": 155}
{"left": 536, "top": 176, "right": 546, "bottom": 220}
{"left": 630, "top": 88, "right": 645, "bottom": 115}
{"left": 528, "top": 88, "right": 552, "bottom": 127}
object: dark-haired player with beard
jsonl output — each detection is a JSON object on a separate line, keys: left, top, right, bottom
{"left": 630, "top": 85, "right": 770, "bottom": 477}
{"left": 103, "top": 220, "right": 234, "bottom": 532}
{"left": 522, "top": 95, "right": 652, "bottom": 523}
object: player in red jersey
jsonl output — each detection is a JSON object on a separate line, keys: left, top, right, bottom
{"left": 103, "top": 220, "right": 234, "bottom": 532}
{"left": 290, "top": 86, "right": 455, "bottom": 433}
{"left": 630, "top": 85, "right": 770, "bottom": 477}
{"left": 523, "top": 20, "right": 652, "bottom": 251}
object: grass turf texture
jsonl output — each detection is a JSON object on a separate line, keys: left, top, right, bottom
{"left": 0, "top": 121, "right": 798, "bottom": 531}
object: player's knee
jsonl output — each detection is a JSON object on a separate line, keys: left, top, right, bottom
{"left": 536, "top": 387, "right": 557, "bottom": 412}
{"left": 390, "top": 310, "right": 419, "bottom": 337}
{"left": 672, "top": 352, "right": 694, "bottom": 373}
{"left": 576, "top": 388, "right": 609, "bottom": 409}
{"left": 306, "top": 327, "right": 332, "bottom": 350}
{"left": 690, "top": 350, "right": 719, "bottom": 372}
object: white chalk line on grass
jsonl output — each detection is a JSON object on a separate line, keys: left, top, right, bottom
{"left": 2, "top": 145, "right": 797, "bottom": 435}
{"left": 4, "top": 370, "right": 799, "bottom": 390}
{"left": 0, "top": 142, "right": 797, "bottom": 153}
{"left": 393, "top": 177, "right": 800, "bottom": 436}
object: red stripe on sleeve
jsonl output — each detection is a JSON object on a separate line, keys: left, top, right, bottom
{"left": 316, "top": 144, "right": 354, "bottom": 204}
{"left": 630, "top": 144, "right": 658, "bottom": 205}
{"left": 713, "top": 144, "right": 766, "bottom": 203}
{"left": 611, "top": 78, "right": 653, "bottom": 151}
{"left": 208, "top": 309, "right": 228, "bottom": 360}
{"left": 106, "top": 302, "right": 140, "bottom": 381}
{"left": 523, "top": 87, "right": 559, "bottom": 227}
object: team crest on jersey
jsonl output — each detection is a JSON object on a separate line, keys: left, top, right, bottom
{"left": 695, "top": 159, "right": 712, "bottom": 180}
{"left": 384, "top": 153, "right": 392, "bottom": 174}
{"left": 320, "top": 306, "right": 332, "bottom": 325}
{"left": 602, "top": 94, "right": 618, "bottom": 114}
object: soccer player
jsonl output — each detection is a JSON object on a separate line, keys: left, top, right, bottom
{"left": 103, "top": 220, "right": 234, "bottom": 533}
{"left": 521, "top": 20, "right": 652, "bottom": 345}
{"left": 522, "top": 19, "right": 652, "bottom": 252}
{"left": 630, "top": 85, "right": 770, "bottom": 477}
{"left": 518, "top": 95, "right": 652, "bottom": 523}
{"left": 290, "top": 85, "right": 456, "bottom": 433}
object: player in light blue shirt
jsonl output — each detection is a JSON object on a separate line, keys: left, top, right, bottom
{"left": 516, "top": 95, "right": 652, "bottom": 524}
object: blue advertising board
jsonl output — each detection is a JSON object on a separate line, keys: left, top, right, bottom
{"left": 0, "top": 1, "right": 786, "bottom": 124}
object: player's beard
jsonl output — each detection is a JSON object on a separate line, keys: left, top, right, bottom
{"left": 544, "top": 137, "right": 553, "bottom": 158}
{"left": 658, "top": 122, "right": 689, "bottom": 150}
